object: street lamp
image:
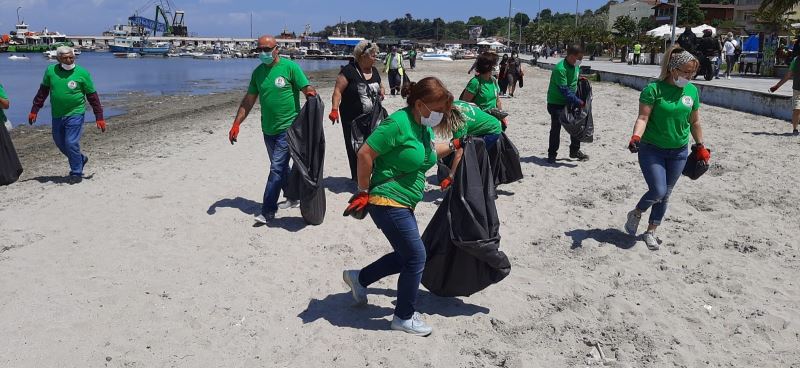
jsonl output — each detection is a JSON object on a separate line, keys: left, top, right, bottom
{"left": 575, "top": 0, "right": 579, "bottom": 27}
{"left": 508, "top": 0, "right": 513, "bottom": 45}
{"left": 670, "top": 0, "right": 679, "bottom": 45}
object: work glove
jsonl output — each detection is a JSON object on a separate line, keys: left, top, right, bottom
{"left": 694, "top": 143, "right": 711, "bottom": 163}
{"left": 96, "top": 120, "right": 106, "bottom": 133}
{"left": 229, "top": 120, "right": 241, "bottom": 145}
{"left": 304, "top": 89, "right": 317, "bottom": 98}
{"left": 628, "top": 135, "right": 641, "bottom": 153}
{"left": 449, "top": 138, "right": 463, "bottom": 151}
{"left": 343, "top": 191, "right": 370, "bottom": 219}
{"left": 501, "top": 117, "right": 508, "bottom": 131}
{"left": 28, "top": 112, "right": 37, "bottom": 125}
{"left": 439, "top": 177, "right": 453, "bottom": 191}
{"left": 329, "top": 108, "right": 340, "bottom": 124}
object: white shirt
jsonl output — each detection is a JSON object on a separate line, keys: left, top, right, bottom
{"left": 389, "top": 53, "right": 400, "bottom": 69}
{"left": 724, "top": 40, "right": 737, "bottom": 56}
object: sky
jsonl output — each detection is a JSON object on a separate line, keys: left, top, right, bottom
{"left": 0, "top": 0, "right": 611, "bottom": 38}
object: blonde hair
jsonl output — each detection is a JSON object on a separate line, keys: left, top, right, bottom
{"left": 353, "top": 40, "right": 379, "bottom": 60}
{"left": 441, "top": 103, "right": 467, "bottom": 138}
{"left": 658, "top": 45, "right": 699, "bottom": 81}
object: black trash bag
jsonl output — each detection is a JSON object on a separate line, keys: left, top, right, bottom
{"left": 0, "top": 124, "right": 23, "bottom": 186}
{"left": 285, "top": 95, "right": 326, "bottom": 225}
{"left": 422, "top": 138, "right": 511, "bottom": 297}
{"left": 350, "top": 87, "right": 387, "bottom": 154}
{"left": 682, "top": 144, "right": 711, "bottom": 180}
{"left": 559, "top": 78, "right": 594, "bottom": 143}
{"left": 488, "top": 132, "right": 524, "bottom": 186}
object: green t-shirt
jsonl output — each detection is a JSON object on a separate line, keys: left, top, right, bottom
{"left": 546, "top": 59, "right": 579, "bottom": 106}
{"left": 0, "top": 84, "right": 8, "bottom": 123}
{"left": 639, "top": 80, "right": 700, "bottom": 149}
{"left": 41, "top": 64, "right": 96, "bottom": 118}
{"left": 465, "top": 76, "right": 499, "bottom": 111}
{"left": 634, "top": 44, "right": 642, "bottom": 54}
{"left": 790, "top": 57, "right": 800, "bottom": 91}
{"left": 452, "top": 100, "right": 503, "bottom": 139}
{"left": 366, "top": 107, "right": 437, "bottom": 208}
{"left": 247, "top": 59, "right": 310, "bottom": 135}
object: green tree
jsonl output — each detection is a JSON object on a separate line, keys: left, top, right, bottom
{"left": 514, "top": 12, "right": 531, "bottom": 28}
{"left": 759, "top": 0, "right": 800, "bottom": 14}
{"left": 677, "top": 0, "right": 705, "bottom": 27}
{"left": 613, "top": 15, "right": 637, "bottom": 39}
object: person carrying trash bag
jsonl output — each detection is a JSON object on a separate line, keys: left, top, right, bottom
{"left": 437, "top": 100, "right": 503, "bottom": 190}
{"left": 228, "top": 35, "right": 317, "bottom": 225}
{"left": 284, "top": 95, "right": 326, "bottom": 225}
{"left": 546, "top": 44, "right": 589, "bottom": 164}
{"left": 329, "top": 41, "right": 386, "bottom": 181}
{"left": 422, "top": 137, "right": 511, "bottom": 297}
{"left": 341, "top": 77, "right": 464, "bottom": 337}
{"left": 460, "top": 52, "right": 509, "bottom": 130}
{"left": 624, "top": 46, "right": 711, "bottom": 251}
{"left": 559, "top": 77, "right": 595, "bottom": 143}
{"left": 0, "top": 82, "right": 23, "bottom": 185}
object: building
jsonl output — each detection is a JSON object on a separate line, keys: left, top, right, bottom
{"left": 734, "top": 0, "right": 800, "bottom": 30}
{"left": 608, "top": 0, "right": 661, "bottom": 31}
{"left": 652, "top": 2, "right": 735, "bottom": 26}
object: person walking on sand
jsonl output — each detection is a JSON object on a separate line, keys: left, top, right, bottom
{"left": 624, "top": 46, "right": 711, "bottom": 250}
{"left": 439, "top": 100, "right": 503, "bottom": 190}
{"left": 227, "top": 35, "right": 318, "bottom": 224}
{"left": 341, "top": 77, "right": 464, "bottom": 336}
{"left": 723, "top": 33, "right": 738, "bottom": 79}
{"left": 505, "top": 52, "right": 523, "bottom": 98}
{"left": 29, "top": 46, "right": 106, "bottom": 183}
{"left": 329, "top": 40, "right": 385, "bottom": 180}
{"left": 633, "top": 41, "right": 642, "bottom": 65}
{"left": 384, "top": 46, "right": 405, "bottom": 96}
{"left": 408, "top": 48, "right": 417, "bottom": 70}
{"left": 769, "top": 56, "right": 800, "bottom": 136}
{"left": 546, "top": 45, "right": 589, "bottom": 164}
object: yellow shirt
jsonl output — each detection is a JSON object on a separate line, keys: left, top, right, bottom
{"left": 369, "top": 195, "right": 409, "bottom": 209}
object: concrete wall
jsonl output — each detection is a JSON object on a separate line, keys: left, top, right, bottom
{"left": 537, "top": 61, "right": 792, "bottom": 121}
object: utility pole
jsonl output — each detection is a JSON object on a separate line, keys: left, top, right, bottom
{"left": 507, "top": 0, "right": 512, "bottom": 45}
{"left": 250, "top": 12, "right": 253, "bottom": 39}
{"left": 575, "top": 0, "right": 579, "bottom": 27}
{"left": 670, "top": 0, "right": 679, "bottom": 45}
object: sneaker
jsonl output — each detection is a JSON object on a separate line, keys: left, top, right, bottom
{"left": 569, "top": 150, "right": 590, "bottom": 161}
{"left": 643, "top": 231, "right": 660, "bottom": 251}
{"left": 67, "top": 175, "right": 83, "bottom": 184}
{"left": 624, "top": 210, "right": 642, "bottom": 236}
{"left": 547, "top": 156, "right": 557, "bottom": 164}
{"left": 278, "top": 199, "right": 300, "bottom": 210}
{"left": 390, "top": 312, "right": 433, "bottom": 336}
{"left": 793, "top": 129, "right": 799, "bottom": 136}
{"left": 254, "top": 212, "right": 275, "bottom": 224}
{"left": 342, "top": 270, "right": 368, "bottom": 305}
{"left": 727, "top": 76, "right": 731, "bottom": 80}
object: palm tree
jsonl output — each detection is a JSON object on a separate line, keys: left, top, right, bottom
{"left": 760, "top": 0, "right": 799, "bottom": 14}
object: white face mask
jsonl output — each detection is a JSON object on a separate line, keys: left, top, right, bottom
{"left": 573, "top": 59, "right": 582, "bottom": 67}
{"left": 674, "top": 76, "right": 690, "bottom": 88}
{"left": 61, "top": 63, "right": 75, "bottom": 71}
{"left": 420, "top": 102, "right": 444, "bottom": 127}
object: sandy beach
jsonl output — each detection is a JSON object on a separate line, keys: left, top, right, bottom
{"left": 1, "top": 60, "right": 799, "bottom": 367}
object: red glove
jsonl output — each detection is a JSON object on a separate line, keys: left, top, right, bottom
{"left": 96, "top": 120, "right": 106, "bottom": 132}
{"left": 229, "top": 120, "right": 241, "bottom": 145}
{"left": 329, "top": 109, "right": 340, "bottom": 124}
{"left": 628, "top": 135, "right": 641, "bottom": 153}
{"left": 450, "top": 138, "right": 463, "bottom": 151}
{"left": 501, "top": 118, "right": 508, "bottom": 131}
{"left": 695, "top": 144, "right": 711, "bottom": 163}
{"left": 304, "top": 89, "right": 317, "bottom": 98}
{"left": 28, "top": 112, "right": 37, "bottom": 125}
{"left": 343, "top": 191, "right": 369, "bottom": 217}
{"left": 439, "top": 177, "right": 453, "bottom": 190}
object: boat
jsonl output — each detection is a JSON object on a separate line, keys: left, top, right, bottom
{"left": 113, "top": 52, "right": 140, "bottom": 58}
{"left": 7, "top": 54, "right": 29, "bottom": 60}
{"left": 193, "top": 53, "right": 222, "bottom": 60}
{"left": 109, "top": 37, "right": 169, "bottom": 56}
{"left": 178, "top": 52, "right": 203, "bottom": 58}
{"left": 421, "top": 52, "right": 454, "bottom": 61}
{"left": 4, "top": 22, "right": 72, "bottom": 53}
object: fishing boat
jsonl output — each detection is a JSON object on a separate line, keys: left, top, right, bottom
{"left": 113, "top": 52, "right": 140, "bottom": 58}
{"left": 7, "top": 54, "right": 29, "bottom": 60}
{"left": 4, "top": 22, "right": 72, "bottom": 53}
{"left": 109, "top": 36, "right": 169, "bottom": 56}
{"left": 193, "top": 53, "right": 222, "bottom": 60}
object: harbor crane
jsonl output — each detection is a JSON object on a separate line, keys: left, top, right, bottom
{"left": 128, "top": 0, "right": 188, "bottom": 37}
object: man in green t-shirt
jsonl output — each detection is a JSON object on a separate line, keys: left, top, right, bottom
{"left": 0, "top": 83, "right": 9, "bottom": 130}
{"left": 29, "top": 46, "right": 106, "bottom": 182}
{"left": 546, "top": 44, "right": 589, "bottom": 163}
{"left": 633, "top": 42, "right": 642, "bottom": 65}
{"left": 228, "top": 35, "right": 317, "bottom": 223}
{"left": 408, "top": 49, "right": 417, "bottom": 70}
{"left": 769, "top": 56, "right": 800, "bottom": 135}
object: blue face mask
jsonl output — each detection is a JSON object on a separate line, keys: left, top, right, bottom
{"left": 259, "top": 52, "right": 274, "bottom": 65}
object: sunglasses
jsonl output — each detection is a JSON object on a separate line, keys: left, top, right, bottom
{"left": 256, "top": 45, "right": 278, "bottom": 53}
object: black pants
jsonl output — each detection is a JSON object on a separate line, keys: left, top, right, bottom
{"left": 388, "top": 69, "right": 402, "bottom": 95}
{"left": 410, "top": 58, "right": 416, "bottom": 69}
{"left": 341, "top": 119, "right": 358, "bottom": 180}
{"left": 633, "top": 54, "right": 640, "bottom": 65}
{"left": 547, "top": 104, "right": 580, "bottom": 158}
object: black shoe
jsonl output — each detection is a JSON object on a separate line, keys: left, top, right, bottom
{"left": 570, "top": 150, "right": 590, "bottom": 161}
{"left": 794, "top": 129, "right": 799, "bottom": 136}
{"left": 547, "top": 156, "right": 557, "bottom": 164}
{"left": 67, "top": 175, "right": 83, "bottom": 184}
{"left": 82, "top": 155, "right": 88, "bottom": 168}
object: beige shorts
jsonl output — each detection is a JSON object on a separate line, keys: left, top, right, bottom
{"left": 793, "top": 90, "right": 800, "bottom": 110}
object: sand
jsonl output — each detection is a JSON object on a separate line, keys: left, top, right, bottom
{"left": 1, "top": 60, "right": 799, "bottom": 367}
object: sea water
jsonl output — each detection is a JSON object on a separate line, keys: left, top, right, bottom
{"left": 0, "top": 52, "right": 342, "bottom": 127}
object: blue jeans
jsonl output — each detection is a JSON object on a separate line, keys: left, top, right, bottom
{"left": 481, "top": 133, "right": 501, "bottom": 150}
{"left": 262, "top": 132, "right": 291, "bottom": 215}
{"left": 358, "top": 205, "right": 426, "bottom": 320}
{"left": 636, "top": 142, "right": 689, "bottom": 226}
{"left": 52, "top": 115, "right": 86, "bottom": 176}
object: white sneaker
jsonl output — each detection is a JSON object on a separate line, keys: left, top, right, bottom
{"left": 624, "top": 210, "right": 642, "bottom": 236}
{"left": 254, "top": 212, "right": 275, "bottom": 224}
{"left": 643, "top": 231, "right": 660, "bottom": 250}
{"left": 278, "top": 199, "right": 300, "bottom": 210}
{"left": 342, "top": 270, "right": 368, "bottom": 305}
{"left": 391, "top": 312, "right": 432, "bottom": 336}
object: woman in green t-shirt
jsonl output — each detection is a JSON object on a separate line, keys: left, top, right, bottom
{"left": 341, "top": 77, "right": 463, "bottom": 336}
{"left": 624, "top": 46, "right": 712, "bottom": 250}
{"left": 461, "top": 53, "right": 505, "bottom": 118}
{"left": 439, "top": 100, "right": 503, "bottom": 189}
